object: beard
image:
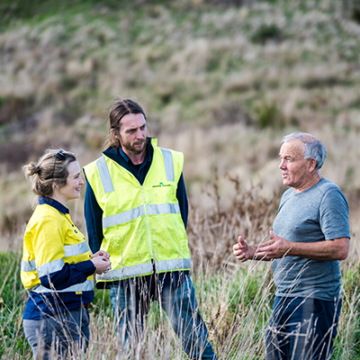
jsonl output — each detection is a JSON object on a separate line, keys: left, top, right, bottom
{"left": 120, "top": 138, "right": 146, "bottom": 155}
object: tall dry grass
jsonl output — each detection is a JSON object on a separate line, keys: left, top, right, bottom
{"left": 1, "top": 178, "right": 360, "bottom": 359}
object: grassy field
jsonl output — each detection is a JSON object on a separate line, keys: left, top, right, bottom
{"left": 1, "top": 0, "right": 360, "bottom": 358}
{"left": 1, "top": 183, "right": 360, "bottom": 359}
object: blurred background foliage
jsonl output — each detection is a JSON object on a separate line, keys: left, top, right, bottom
{"left": 0, "top": 0, "right": 360, "bottom": 238}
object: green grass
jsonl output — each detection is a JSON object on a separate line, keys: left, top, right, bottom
{"left": 0, "top": 0, "right": 135, "bottom": 32}
{"left": 1, "top": 250, "right": 360, "bottom": 359}
{"left": 0, "top": 252, "right": 29, "bottom": 358}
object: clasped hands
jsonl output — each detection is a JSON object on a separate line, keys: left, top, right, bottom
{"left": 91, "top": 250, "right": 112, "bottom": 274}
{"left": 233, "top": 230, "right": 292, "bottom": 262}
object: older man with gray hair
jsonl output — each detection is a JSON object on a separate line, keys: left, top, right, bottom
{"left": 233, "top": 132, "right": 350, "bottom": 360}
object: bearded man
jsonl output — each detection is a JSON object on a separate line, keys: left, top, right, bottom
{"left": 84, "top": 98, "right": 217, "bottom": 360}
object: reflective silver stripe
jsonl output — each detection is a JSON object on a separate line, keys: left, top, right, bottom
{"left": 96, "top": 262, "right": 153, "bottom": 281}
{"left": 155, "top": 258, "right": 191, "bottom": 272}
{"left": 32, "top": 279, "right": 94, "bottom": 293}
{"left": 64, "top": 241, "right": 90, "bottom": 258}
{"left": 103, "top": 205, "right": 145, "bottom": 228}
{"left": 21, "top": 260, "right": 36, "bottom": 272}
{"left": 37, "top": 258, "right": 64, "bottom": 278}
{"left": 96, "top": 156, "right": 114, "bottom": 193}
{"left": 147, "top": 203, "right": 180, "bottom": 216}
{"left": 160, "top": 148, "right": 174, "bottom": 182}
{"left": 103, "top": 203, "right": 180, "bottom": 228}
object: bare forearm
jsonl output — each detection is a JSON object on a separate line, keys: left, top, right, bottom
{"left": 287, "top": 238, "right": 349, "bottom": 261}
{"left": 255, "top": 232, "right": 349, "bottom": 261}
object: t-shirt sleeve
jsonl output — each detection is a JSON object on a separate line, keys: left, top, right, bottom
{"left": 320, "top": 186, "right": 350, "bottom": 240}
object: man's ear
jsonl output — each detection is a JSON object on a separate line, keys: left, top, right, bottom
{"left": 308, "top": 158, "right": 317, "bottom": 172}
{"left": 110, "top": 128, "right": 119, "bottom": 140}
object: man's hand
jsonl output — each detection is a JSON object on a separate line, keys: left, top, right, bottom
{"left": 236, "top": 231, "right": 349, "bottom": 262}
{"left": 233, "top": 236, "right": 256, "bottom": 262}
{"left": 254, "top": 231, "right": 292, "bottom": 259}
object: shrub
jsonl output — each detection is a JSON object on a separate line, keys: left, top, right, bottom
{"left": 251, "top": 24, "right": 284, "bottom": 44}
{"left": 254, "top": 100, "right": 285, "bottom": 129}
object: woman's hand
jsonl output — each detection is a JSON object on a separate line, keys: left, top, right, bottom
{"left": 91, "top": 255, "right": 111, "bottom": 275}
{"left": 92, "top": 250, "right": 110, "bottom": 260}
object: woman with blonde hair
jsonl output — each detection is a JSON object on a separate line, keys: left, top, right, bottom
{"left": 21, "top": 149, "right": 111, "bottom": 359}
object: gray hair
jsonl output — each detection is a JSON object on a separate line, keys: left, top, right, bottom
{"left": 281, "top": 132, "right": 327, "bottom": 170}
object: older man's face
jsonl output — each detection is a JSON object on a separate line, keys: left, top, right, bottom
{"left": 279, "top": 139, "right": 311, "bottom": 190}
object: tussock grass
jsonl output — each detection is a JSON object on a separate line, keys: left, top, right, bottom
{"left": 1, "top": 182, "right": 360, "bottom": 359}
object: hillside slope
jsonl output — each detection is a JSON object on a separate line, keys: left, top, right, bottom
{"left": 0, "top": 0, "right": 360, "bottom": 232}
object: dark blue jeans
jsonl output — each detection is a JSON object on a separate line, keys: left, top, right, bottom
{"left": 23, "top": 307, "right": 90, "bottom": 360}
{"left": 265, "top": 296, "right": 342, "bottom": 360}
{"left": 109, "top": 273, "right": 217, "bottom": 360}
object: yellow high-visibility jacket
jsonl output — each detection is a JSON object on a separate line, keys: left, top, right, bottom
{"left": 83, "top": 138, "right": 191, "bottom": 283}
{"left": 21, "top": 199, "right": 94, "bottom": 295}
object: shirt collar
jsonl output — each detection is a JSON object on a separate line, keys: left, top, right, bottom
{"left": 39, "top": 196, "right": 69, "bottom": 214}
{"left": 119, "top": 144, "right": 152, "bottom": 165}
{"left": 119, "top": 146, "right": 131, "bottom": 163}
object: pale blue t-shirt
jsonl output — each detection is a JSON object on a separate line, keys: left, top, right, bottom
{"left": 272, "top": 178, "right": 350, "bottom": 301}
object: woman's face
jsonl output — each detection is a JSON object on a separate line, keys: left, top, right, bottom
{"left": 55, "top": 161, "right": 84, "bottom": 204}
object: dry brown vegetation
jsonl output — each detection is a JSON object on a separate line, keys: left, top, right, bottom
{"left": 2, "top": 181, "right": 360, "bottom": 359}
{"left": 1, "top": 1, "right": 360, "bottom": 358}
{"left": 0, "top": 0, "right": 360, "bottom": 233}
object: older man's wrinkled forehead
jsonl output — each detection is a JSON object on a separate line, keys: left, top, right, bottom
{"left": 281, "top": 133, "right": 318, "bottom": 156}
{"left": 279, "top": 138, "right": 306, "bottom": 159}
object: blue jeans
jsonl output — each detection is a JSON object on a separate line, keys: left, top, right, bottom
{"left": 23, "top": 307, "right": 90, "bottom": 360}
{"left": 109, "top": 273, "right": 217, "bottom": 360}
{"left": 265, "top": 296, "right": 342, "bottom": 360}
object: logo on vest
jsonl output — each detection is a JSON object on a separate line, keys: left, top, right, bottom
{"left": 152, "top": 182, "right": 171, "bottom": 188}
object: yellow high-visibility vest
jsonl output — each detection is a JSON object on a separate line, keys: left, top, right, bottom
{"left": 83, "top": 138, "right": 191, "bottom": 282}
